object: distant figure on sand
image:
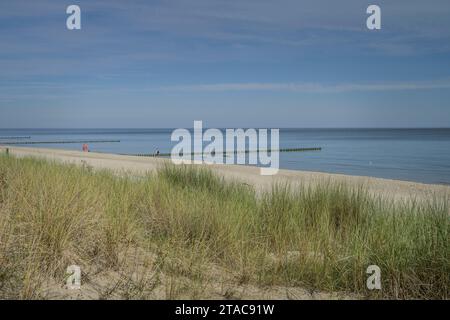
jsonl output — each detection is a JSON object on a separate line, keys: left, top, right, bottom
{"left": 82, "top": 144, "right": 89, "bottom": 152}
{"left": 155, "top": 148, "right": 160, "bottom": 157}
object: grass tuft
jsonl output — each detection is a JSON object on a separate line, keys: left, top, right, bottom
{"left": 0, "top": 155, "right": 448, "bottom": 299}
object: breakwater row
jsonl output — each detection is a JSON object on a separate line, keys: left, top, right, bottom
{"left": 129, "top": 147, "right": 322, "bottom": 157}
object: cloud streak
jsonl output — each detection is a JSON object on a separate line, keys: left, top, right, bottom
{"left": 154, "top": 80, "right": 450, "bottom": 93}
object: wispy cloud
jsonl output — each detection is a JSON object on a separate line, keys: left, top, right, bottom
{"left": 1, "top": 0, "right": 450, "bottom": 128}
{"left": 154, "top": 80, "right": 450, "bottom": 93}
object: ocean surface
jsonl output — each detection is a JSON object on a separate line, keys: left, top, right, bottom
{"left": 1, "top": 128, "right": 450, "bottom": 185}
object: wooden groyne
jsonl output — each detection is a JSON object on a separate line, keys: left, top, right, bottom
{"left": 129, "top": 147, "right": 322, "bottom": 157}
{"left": 0, "top": 140, "right": 120, "bottom": 145}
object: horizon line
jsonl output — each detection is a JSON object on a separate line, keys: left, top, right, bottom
{"left": 1, "top": 127, "right": 450, "bottom": 130}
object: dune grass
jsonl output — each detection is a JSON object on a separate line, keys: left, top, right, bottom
{"left": 0, "top": 154, "right": 448, "bottom": 299}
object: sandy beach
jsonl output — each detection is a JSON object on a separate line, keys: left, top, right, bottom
{"left": 2, "top": 145, "right": 449, "bottom": 203}
{"left": 1, "top": 145, "right": 448, "bottom": 300}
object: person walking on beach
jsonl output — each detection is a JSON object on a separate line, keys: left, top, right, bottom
{"left": 82, "top": 144, "right": 89, "bottom": 152}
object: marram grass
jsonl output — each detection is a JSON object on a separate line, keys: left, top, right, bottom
{"left": 0, "top": 155, "right": 448, "bottom": 299}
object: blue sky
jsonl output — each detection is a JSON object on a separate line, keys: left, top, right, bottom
{"left": 1, "top": 0, "right": 450, "bottom": 128}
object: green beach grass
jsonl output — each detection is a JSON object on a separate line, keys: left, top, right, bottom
{"left": 0, "top": 154, "right": 448, "bottom": 299}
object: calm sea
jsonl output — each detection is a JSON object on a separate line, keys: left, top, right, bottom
{"left": 1, "top": 128, "right": 450, "bottom": 185}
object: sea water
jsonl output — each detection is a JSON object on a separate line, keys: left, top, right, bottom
{"left": 1, "top": 128, "right": 449, "bottom": 185}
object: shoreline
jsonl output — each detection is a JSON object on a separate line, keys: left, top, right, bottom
{"left": 1, "top": 145, "right": 449, "bottom": 202}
